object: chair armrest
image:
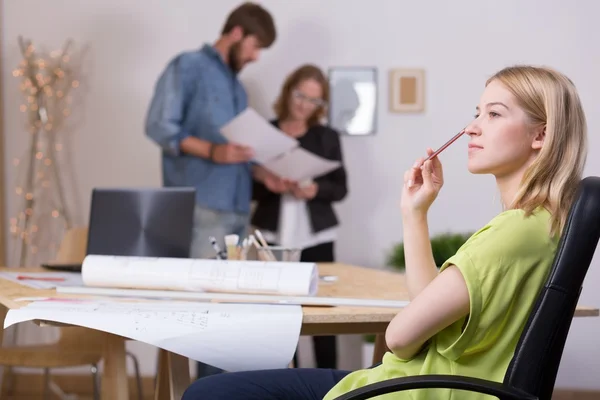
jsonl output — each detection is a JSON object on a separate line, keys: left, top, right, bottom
{"left": 333, "top": 374, "right": 538, "bottom": 400}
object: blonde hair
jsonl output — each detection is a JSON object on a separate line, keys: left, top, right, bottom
{"left": 487, "top": 65, "right": 588, "bottom": 236}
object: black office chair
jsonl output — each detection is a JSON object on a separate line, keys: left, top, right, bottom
{"left": 335, "top": 176, "right": 600, "bottom": 400}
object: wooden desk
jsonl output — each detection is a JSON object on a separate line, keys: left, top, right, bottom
{"left": 0, "top": 263, "right": 598, "bottom": 400}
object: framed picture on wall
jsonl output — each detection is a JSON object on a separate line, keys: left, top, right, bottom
{"left": 389, "top": 68, "right": 425, "bottom": 113}
{"left": 327, "top": 67, "right": 378, "bottom": 136}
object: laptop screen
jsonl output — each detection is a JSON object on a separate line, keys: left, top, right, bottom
{"left": 86, "top": 187, "right": 195, "bottom": 259}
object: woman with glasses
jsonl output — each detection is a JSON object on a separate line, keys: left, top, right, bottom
{"left": 251, "top": 64, "right": 348, "bottom": 370}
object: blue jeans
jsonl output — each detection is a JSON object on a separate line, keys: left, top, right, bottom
{"left": 182, "top": 368, "right": 352, "bottom": 400}
{"left": 190, "top": 204, "right": 250, "bottom": 378}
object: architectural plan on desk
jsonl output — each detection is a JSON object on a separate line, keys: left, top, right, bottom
{"left": 3, "top": 298, "right": 303, "bottom": 372}
{"left": 81, "top": 254, "right": 319, "bottom": 296}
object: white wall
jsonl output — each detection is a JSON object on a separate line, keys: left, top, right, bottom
{"left": 2, "top": 0, "right": 600, "bottom": 388}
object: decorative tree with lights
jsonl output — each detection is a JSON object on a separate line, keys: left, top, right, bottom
{"left": 9, "top": 36, "right": 82, "bottom": 267}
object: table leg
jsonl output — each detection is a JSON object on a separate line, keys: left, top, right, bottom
{"left": 0, "top": 306, "right": 5, "bottom": 397}
{"left": 0, "top": 305, "right": 15, "bottom": 398}
{"left": 101, "top": 333, "right": 129, "bottom": 400}
{"left": 155, "top": 349, "right": 191, "bottom": 400}
{"left": 0, "top": 305, "right": 6, "bottom": 345}
{"left": 372, "top": 334, "right": 389, "bottom": 365}
{"left": 155, "top": 349, "right": 169, "bottom": 400}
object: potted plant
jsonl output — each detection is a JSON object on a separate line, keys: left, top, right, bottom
{"left": 361, "top": 231, "right": 473, "bottom": 367}
{"left": 387, "top": 232, "right": 474, "bottom": 271}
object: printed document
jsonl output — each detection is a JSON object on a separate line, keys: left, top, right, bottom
{"left": 220, "top": 108, "right": 341, "bottom": 180}
{"left": 220, "top": 108, "right": 297, "bottom": 164}
{"left": 262, "top": 147, "right": 341, "bottom": 182}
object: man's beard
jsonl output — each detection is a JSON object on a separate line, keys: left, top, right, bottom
{"left": 228, "top": 43, "right": 243, "bottom": 74}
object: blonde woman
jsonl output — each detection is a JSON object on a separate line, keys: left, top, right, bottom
{"left": 182, "top": 65, "right": 588, "bottom": 400}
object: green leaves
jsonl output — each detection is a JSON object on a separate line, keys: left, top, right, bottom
{"left": 387, "top": 232, "right": 473, "bottom": 270}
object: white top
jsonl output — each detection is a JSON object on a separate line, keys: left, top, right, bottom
{"left": 261, "top": 193, "right": 337, "bottom": 250}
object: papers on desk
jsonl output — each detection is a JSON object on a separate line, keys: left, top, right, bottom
{"left": 81, "top": 255, "right": 319, "bottom": 296}
{"left": 3, "top": 298, "right": 303, "bottom": 372}
{"left": 220, "top": 108, "right": 341, "bottom": 181}
{"left": 0, "top": 271, "right": 84, "bottom": 289}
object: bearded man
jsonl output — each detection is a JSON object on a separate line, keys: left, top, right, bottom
{"left": 144, "top": 2, "right": 276, "bottom": 379}
{"left": 145, "top": 2, "right": 276, "bottom": 259}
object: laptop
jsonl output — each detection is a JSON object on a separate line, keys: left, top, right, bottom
{"left": 42, "top": 187, "right": 196, "bottom": 272}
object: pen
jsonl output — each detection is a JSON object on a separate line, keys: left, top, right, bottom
{"left": 240, "top": 238, "right": 249, "bottom": 260}
{"left": 209, "top": 236, "right": 226, "bottom": 260}
{"left": 319, "top": 275, "right": 339, "bottom": 283}
{"left": 17, "top": 275, "right": 66, "bottom": 282}
{"left": 422, "top": 127, "right": 468, "bottom": 164}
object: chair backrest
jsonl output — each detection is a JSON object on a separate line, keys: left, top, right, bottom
{"left": 54, "top": 226, "right": 89, "bottom": 263}
{"left": 504, "top": 176, "right": 600, "bottom": 399}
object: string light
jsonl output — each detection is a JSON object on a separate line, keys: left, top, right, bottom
{"left": 9, "top": 36, "right": 80, "bottom": 267}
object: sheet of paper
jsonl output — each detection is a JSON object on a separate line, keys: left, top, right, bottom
{"left": 220, "top": 108, "right": 298, "bottom": 164}
{"left": 3, "top": 298, "right": 303, "bottom": 372}
{"left": 82, "top": 255, "right": 319, "bottom": 296}
{"left": 0, "top": 271, "right": 84, "bottom": 289}
{"left": 262, "top": 146, "right": 341, "bottom": 182}
{"left": 57, "top": 286, "right": 411, "bottom": 308}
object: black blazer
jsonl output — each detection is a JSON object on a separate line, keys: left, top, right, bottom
{"left": 251, "top": 121, "right": 348, "bottom": 235}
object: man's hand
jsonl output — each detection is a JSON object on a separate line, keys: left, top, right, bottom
{"left": 252, "top": 165, "right": 295, "bottom": 194}
{"left": 292, "top": 182, "right": 318, "bottom": 200}
{"left": 264, "top": 175, "right": 292, "bottom": 194}
{"left": 211, "top": 143, "right": 254, "bottom": 164}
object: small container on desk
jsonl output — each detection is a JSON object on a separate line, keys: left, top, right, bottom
{"left": 256, "top": 246, "right": 301, "bottom": 262}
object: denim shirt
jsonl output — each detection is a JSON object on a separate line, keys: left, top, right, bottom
{"left": 144, "top": 44, "right": 252, "bottom": 214}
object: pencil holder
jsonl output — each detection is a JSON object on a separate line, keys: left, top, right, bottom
{"left": 256, "top": 246, "right": 301, "bottom": 262}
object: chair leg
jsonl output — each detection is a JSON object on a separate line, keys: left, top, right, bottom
{"left": 48, "top": 379, "right": 74, "bottom": 400}
{"left": 91, "top": 364, "right": 101, "bottom": 400}
{"left": 2, "top": 366, "right": 16, "bottom": 396}
{"left": 127, "top": 351, "right": 144, "bottom": 400}
{"left": 43, "top": 367, "right": 51, "bottom": 400}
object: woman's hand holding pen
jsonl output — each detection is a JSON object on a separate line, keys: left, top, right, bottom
{"left": 401, "top": 148, "right": 444, "bottom": 216}
{"left": 400, "top": 148, "right": 444, "bottom": 301}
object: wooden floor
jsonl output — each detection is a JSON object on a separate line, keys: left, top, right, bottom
{"left": 552, "top": 390, "right": 600, "bottom": 400}
{"left": 1, "top": 373, "right": 152, "bottom": 400}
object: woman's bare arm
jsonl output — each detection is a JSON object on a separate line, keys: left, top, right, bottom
{"left": 385, "top": 265, "right": 470, "bottom": 360}
{"left": 402, "top": 213, "right": 440, "bottom": 300}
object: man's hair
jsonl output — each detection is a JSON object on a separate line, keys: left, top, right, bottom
{"left": 222, "top": 2, "right": 276, "bottom": 48}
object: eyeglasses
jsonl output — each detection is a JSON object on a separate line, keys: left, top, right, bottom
{"left": 291, "top": 90, "right": 326, "bottom": 108}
